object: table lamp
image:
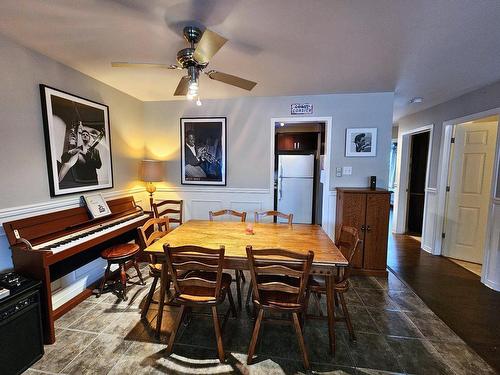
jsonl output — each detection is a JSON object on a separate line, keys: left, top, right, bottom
{"left": 140, "top": 159, "right": 164, "bottom": 209}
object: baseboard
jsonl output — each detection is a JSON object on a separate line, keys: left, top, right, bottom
{"left": 482, "top": 278, "right": 500, "bottom": 292}
{"left": 421, "top": 244, "right": 433, "bottom": 253}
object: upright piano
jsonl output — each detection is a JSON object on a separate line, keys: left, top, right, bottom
{"left": 2, "top": 196, "right": 150, "bottom": 344}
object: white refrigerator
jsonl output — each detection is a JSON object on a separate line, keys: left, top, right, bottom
{"left": 277, "top": 154, "right": 314, "bottom": 224}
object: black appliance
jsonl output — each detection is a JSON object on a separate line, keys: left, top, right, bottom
{"left": 0, "top": 272, "right": 44, "bottom": 375}
{"left": 369, "top": 176, "right": 377, "bottom": 190}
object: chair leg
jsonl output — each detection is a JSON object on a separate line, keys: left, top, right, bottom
{"left": 141, "top": 275, "right": 158, "bottom": 319}
{"left": 292, "top": 312, "right": 310, "bottom": 370}
{"left": 235, "top": 269, "right": 242, "bottom": 309}
{"left": 334, "top": 292, "right": 340, "bottom": 308}
{"left": 166, "top": 305, "right": 186, "bottom": 355}
{"left": 97, "top": 263, "right": 111, "bottom": 297}
{"left": 212, "top": 306, "right": 225, "bottom": 363}
{"left": 226, "top": 287, "right": 237, "bottom": 318}
{"left": 247, "top": 308, "right": 264, "bottom": 365}
{"left": 132, "top": 259, "right": 145, "bottom": 285}
{"left": 119, "top": 262, "right": 128, "bottom": 301}
{"left": 239, "top": 270, "right": 246, "bottom": 283}
{"left": 156, "top": 266, "right": 168, "bottom": 338}
{"left": 245, "top": 281, "right": 253, "bottom": 307}
{"left": 339, "top": 292, "right": 355, "bottom": 341}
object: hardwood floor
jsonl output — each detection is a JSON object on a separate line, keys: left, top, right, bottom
{"left": 387, "top": 233, "right": 500, "bottom": 373}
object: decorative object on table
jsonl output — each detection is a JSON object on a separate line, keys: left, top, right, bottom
{"left": 345, "top": 127, "right": 377, "bottom": 157}
{"left": 39, "top": 84, "right": 113, "bottom": 197}
{"left": 291, "top": 103, "right": 313, "bottom": 115}
{"left": 370, "top": 176, "right": 377, "bottom": 190}
{"left": 111, "top": 26, "right": 257, "bottom": 102}
{"left": 140, "top": 159, "right": 164, "bottom": 209}
{"left": 180, "top": 117, "right": 226, "bottom": 186}
{"left": 245, "top": 223, "right": 255, "bottom": 235}
{"left": 82, "top": 193, "right": 112, "bottom": 219}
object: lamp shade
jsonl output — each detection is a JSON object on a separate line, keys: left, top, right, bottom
{"left": 140, "top": 160, "right": 164, "bottom": 182}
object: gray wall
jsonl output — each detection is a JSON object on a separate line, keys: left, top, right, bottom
{"left": 144, "top": 92, "right": 394, "bottom": 191}
{"left": 0, "top": 33, "right": 145, "bottom": 209}
{"left": 396, "top": 79, "right": 500, "bottom": 188}
{"left": 0, "top": 33, "right": 145, "bottom": 271}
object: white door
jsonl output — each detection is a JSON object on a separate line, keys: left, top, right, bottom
{"left": 443, "top": 121, "right": 498, "bottom": 263}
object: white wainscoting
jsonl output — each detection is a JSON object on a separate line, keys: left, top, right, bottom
{"left": 0, "top": 188, "right": 145, "bottom": 309}
{"left": 421, "top": 187, "right": 438, "bottom": 253}
{"left": 482, "top": 199, "right": 500, "bottom": 291}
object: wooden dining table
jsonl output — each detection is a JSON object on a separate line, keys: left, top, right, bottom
{"left": 144, "top": 219, "right": 348, "bottom": 353}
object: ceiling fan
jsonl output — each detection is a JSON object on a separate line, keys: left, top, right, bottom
{"left": 111, "top": 26, "right": 257, "bottom": 101}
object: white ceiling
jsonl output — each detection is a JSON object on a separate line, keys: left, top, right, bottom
{"left": 1, "top": 0, "right": 500, "bottom": 120}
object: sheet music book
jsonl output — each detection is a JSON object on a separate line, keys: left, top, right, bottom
{"left": 82, "top": 193, "right": 112, "bottom": 219}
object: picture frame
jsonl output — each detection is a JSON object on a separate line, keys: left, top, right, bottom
{"left": 82, "top": 193, "right": 112, "bottom": 219}
{"left": 180, "top": 117, "right": 227, "bottom": 186}
{"left": 40, "top": 84, "right": 113, "bottom": 196}
{"left": 345, "top": 127, "right": 377, "bottom": 157}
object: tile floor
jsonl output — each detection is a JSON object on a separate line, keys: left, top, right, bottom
{"left": 26, "top": 266, "right": 497, "bottom": 375}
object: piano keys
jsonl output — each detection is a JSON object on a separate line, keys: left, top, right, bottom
{"left": 2, "top": 196, "right": 150, "bottom": 344}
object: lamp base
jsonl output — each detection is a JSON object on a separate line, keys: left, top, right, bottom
{"left": 146, "top": 182, "right": 156, "bottom": 211}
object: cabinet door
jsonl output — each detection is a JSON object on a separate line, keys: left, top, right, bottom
{"left": 364, "top": 193, "right": 390, "bottom": 270}
{"left": 338, "top": 192, "right": 366, "bottom": 268}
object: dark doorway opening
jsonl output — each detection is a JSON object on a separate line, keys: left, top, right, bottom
{"left": 406, "top": 131, "right": 429, "bottom": 235}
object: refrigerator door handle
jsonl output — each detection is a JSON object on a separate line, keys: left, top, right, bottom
{"left": 278, "top": 164, "right": 283, "bottom": 200}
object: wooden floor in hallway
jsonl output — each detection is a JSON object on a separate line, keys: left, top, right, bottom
{"left": 387, "top": 233, "right": 500, "bottom": 373}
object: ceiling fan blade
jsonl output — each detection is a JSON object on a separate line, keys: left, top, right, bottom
{"left": 111, "top": 62, "right": 179, "bottom": 69}
{"left": 174, "top": 76, "right": 190, "bottom": 96}
{"left": 206, "top": 70, "right": 257, "bottom": 91}
{"left": 193, "top": 29, "right": 227, "bottom": 64}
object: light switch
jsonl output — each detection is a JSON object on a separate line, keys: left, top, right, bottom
{"left": 343, "top": 166, "right": 352, "bottom": 175}
{"left": 336, "top": 167, "right": 342, "bottom": 177}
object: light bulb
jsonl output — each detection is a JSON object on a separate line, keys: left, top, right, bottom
{"left": 196, "top": 98, "right": 202, "bottom": 106}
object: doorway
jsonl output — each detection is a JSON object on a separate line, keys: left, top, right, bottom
{"left": 406, "top": 131, "right": 430, "bottom": 236}
{"left": 442, "top": 115, "right": 499, "bottom": 266}
{"left": 274, "top": 122, "right": 325, "bottom": 224}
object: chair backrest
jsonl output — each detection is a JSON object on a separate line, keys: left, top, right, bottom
{"left": 254, "top": 210, "right": 293, "bottom": 225}
{"left": 246, "top": 246, "right": 314, "bottom": 308}
{"left": 335, "top": 225, "right": 361, "bottom": 281}
{"left": 163, "top": 244, "right": 225, "bottom": 302}
{"left": 138, "top": 217, "right": 169, "bottom": 248}
{"left": 209, "top": 209, "right": 247, "bottom": 222}
{"left": 153, "top": 200, "right": 183, "bottom": 230}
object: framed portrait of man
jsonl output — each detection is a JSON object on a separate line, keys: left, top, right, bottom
{"left": 345, "top": 128, "right": 377, "bottom": 157}
{"left": 40, "top": 85, "right": 113, "bottom": 196}
{"left": 180, "top": 117, "right": 226, "bottom": 186}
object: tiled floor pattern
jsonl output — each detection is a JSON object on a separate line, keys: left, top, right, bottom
{"left": 26, "top": 266, "right": 497, "bottom": 375}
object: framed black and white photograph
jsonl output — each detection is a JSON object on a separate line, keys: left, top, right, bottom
{"left": 180, "top": 117, "right": 226, "bottom": 186}
{"left": 40, "top": 85, "right": 113, "bottom": 196}
{"left": 345, "top": 127, "right": 377, "bottom": 157}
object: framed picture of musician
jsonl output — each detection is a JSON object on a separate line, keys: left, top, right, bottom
{"left": 40, "top": 85, "right": 113, "bottom": 197}
{"left": 180, "top": 117, "right": 226, "bottom": 186}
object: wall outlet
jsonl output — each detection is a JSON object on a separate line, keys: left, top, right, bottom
{"left": 336, "top": 167, "right": 342, "bottom": 177}
{"left": 343, "top": 166, "right": 352, "bottom": 175}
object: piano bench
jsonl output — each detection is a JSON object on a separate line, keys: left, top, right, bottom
{"left": 97, "top": 243, "right": 145, "bottom": 301}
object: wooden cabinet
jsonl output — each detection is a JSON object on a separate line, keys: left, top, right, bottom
{"left": 277, "top": 133, "right": 317, "bottom": 151}
{"left": 335, "top": 187, "right": 391, "bottom": 275}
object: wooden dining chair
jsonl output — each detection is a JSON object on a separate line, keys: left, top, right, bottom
{"left": 152, "top": 200, "right": 183, "bottom": 231}
{"left": 245, "top": 245, "right": 314, "bottom": 369}
{"left": 254, "top": 210, "right": 293, "bottom": 225}
{"left": 209, "top": 209, "right": 247, "bottom": 222}
{"left": 209, "top": 209, "right": 247, "bottom": 308}
{"left": 161, "top": 244, "right": 237, "bottom": 362}
{"left": 306, "top": 225, "right": 361, "bottom": 341}
{"left": 137, "top": 217, "right": 170, "bottom": 319}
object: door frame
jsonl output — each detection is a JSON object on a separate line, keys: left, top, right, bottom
{"left": 393, "top": 124, "right": 433, "bottom": 242}
{"left": 434, "top": 108, "right": 500, "bottom": 282}
{"left": 269, "top": 116, "right": 333, "bottom": 237}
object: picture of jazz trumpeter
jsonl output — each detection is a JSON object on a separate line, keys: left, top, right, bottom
{"left": 58, "top": 122, "right": 104, "bottom": 186}
{"left": 181, "top": 118, "right": 226, "bottom": 185}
